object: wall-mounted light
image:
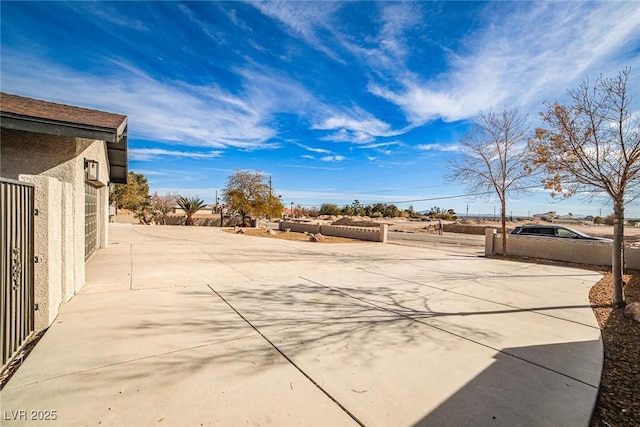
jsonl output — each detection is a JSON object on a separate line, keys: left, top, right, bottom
{"left": 84, "top": 159, "right": 99, "bottom": 181}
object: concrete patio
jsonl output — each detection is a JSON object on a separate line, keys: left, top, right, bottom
{"left": 1, "top": 223, "right": 603, "bottom": 426}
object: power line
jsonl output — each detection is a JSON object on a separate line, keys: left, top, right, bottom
{"left": 286, "top": 185, "right": 547, "bottom": 208}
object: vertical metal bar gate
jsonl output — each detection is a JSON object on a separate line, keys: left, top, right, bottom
{"left": 85, "top": 182, "right": 98, "bottom": 260}
{"left": 1, "top": 178, "right": 35, "bottom": 370}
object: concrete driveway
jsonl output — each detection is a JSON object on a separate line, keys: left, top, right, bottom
{"left": 1, "top": 223, "right": 603, "bottom": 426}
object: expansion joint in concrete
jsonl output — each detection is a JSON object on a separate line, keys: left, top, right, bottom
{"left": 298, "top": 275, "right": 599, "bottom": 390}
{"left": 207, "top": 284, "right": 366, "bottom": 427}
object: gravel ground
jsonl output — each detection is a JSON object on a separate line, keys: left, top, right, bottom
{"left": 589, "top": 271, "right": 640, "bottom": 427}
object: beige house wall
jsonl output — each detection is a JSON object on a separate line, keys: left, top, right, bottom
{"left": 1, "top": 129, "right": 111, "bottom": 331}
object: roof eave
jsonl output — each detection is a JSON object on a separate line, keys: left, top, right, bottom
{"left": 1, "top": 112, "right": 129, "bottom": 184}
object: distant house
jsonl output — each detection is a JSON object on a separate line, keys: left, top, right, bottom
{"left": 1, "top": 92, "right": 128, "bottom": 344}
{"left": 532, "top": 211, "right": 558, "bottom": 221}
{"left": 550, "top": 215, "right": 582, "bottom": 225}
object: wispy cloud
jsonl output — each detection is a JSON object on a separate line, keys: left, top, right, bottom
{"left": 1, "top": 54, "right": 279, "bottom": 150}
{"left": 360, "top": 141, "right": 404, "bottom": 149}
{"left": 251, "top": 1, "right": 345, "bottom": 62}
{"left": 320, "top": 155, "right": 346, "bottom": 162}
{"left": 368, "top": 2, "right": 640, "bottom": 124}
{"left": 415, "top": 143, "right": 461, "bottom": 152}
{"left": 293, "top": 142, "right": 332, "bottom": 155}
{"left": 313, "top": 111, "right": 396, "bottom": 144}
{"left": 129, "top": 148, "right": 223, "bottom": 161}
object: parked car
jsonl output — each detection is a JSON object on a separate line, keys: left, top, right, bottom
{"left": 510, "top": 225, "right": 612, "bottom": 241}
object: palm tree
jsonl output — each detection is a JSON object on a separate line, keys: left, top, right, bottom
{"left": 177, "top": 196, "right": 206, "bottom": 226}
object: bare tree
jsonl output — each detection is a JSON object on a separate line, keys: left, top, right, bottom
{"left": 150, "top": 192, "right": 180, "bottom": 225}
{"left": 530, "top": 69, "right": 640, "bottom": 307}
{"left": 446, "top": 107, "right": 533, "bottom": 255}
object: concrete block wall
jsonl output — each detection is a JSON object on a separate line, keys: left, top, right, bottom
{"left": 485, "top": 229, "right": 640, "bottom": 269}
{"left": 279, "top": 221, "right": 321, "bottom": 235}
{"left": 280, "top": 221, "right": 388, "bottom": 242}
{"left": 321, "top": 224, "right": 388, "bottom": 242}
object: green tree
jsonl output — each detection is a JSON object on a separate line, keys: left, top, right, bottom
{"left": 341, "top": 204, "right": 354, "bottom": 216}
{"left": 351, "top": 200, "right": 363, "bottom": 216}
{"left": 383, "top": 204, "right": 400, "bottom": 218}
{"left": 110, "top": 171, "right": 150, "bottom": 213}
{"left": 405, "top": 205, "right": 417, "bottom": 218}
{"left": 177, "top": 196, "right": 205, "bottom": 226}
{"left": 446, "top": 107, "right": 533, "bottom": 255}
{"left": 530, "top": 69, "right": 640, "bottom": 307}
{"left": 223, "top": 170, "right": 273, "bottom": 224}
{"left": 265, "top": 194, "right": 285, "bottom": 219}
{"left": 319, "top": 203, "right": 341, "bottom": 216}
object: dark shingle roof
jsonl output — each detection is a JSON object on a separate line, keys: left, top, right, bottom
{"left": 1, "top": 92, "right": 129, "bottom": 183}
{"left": 0, "top": 92, "right": 126, "bottom": 130}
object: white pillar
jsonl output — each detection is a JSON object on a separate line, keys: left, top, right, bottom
{"left": 485, "top": 228, "right": 497, "bottom": 256}
{"left": 19, "top": 174, "right": 63, "bottom": 330}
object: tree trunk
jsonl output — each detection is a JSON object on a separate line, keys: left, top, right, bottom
{"left": 612, "top": 200, "right": 625, "bottom": 308}
{"left": 501, "top": 198, "right": 507, "bottom": 256}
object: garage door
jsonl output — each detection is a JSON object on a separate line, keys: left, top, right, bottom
{"left": 84, "top": 183, "right": 97, "bottom": 260}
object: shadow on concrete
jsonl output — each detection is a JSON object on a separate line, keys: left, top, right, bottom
{"left": 81, "top": 275, "right": 600, "bottom": 392}
{"left": 412, "top": 340, "right": 601, "bottom": 427}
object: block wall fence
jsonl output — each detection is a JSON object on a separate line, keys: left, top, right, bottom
{"left": 485, "top": 229, "right": 640, "bottom": 270}
{"left": 279, "top": 221, "right": 388, "bottom": 243}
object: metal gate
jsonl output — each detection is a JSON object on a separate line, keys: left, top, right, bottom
{"left": 1, "top": 178, "right": 35, "bottom": 370}
{"left": 85, "top": 182, "right": 98, "bottom": 260}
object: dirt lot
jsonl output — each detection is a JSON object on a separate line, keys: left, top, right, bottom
{"left": 222, "top": 227, "right": 361, "bottom": 243}
{"left": 353, "top": 217, "right": 640, "bottom": 241}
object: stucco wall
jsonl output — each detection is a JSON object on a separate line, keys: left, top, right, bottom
{"left": 18, "top": 176, "right": 63, "bottom": 330}
{"left": 61, "top": 182, "right": 74, "bottom": 302}
{"left": 2, "top": 129, "right": 112, "bottom": 330}
{"left": 485, "top": 230, "right": 640, "bottom": 269}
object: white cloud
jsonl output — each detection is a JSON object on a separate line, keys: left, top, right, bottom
{"left": 316, "top": 115, "right": 391, "bottom": 135}
{"left": 293, "top": 143, "right": 332, "bottom": 154}
{"left": 360, "top": 141, "right": 403, "bottom": 149}
{"left": 129, "top": 148, "right": 223, "bottom": 161}
{"left": 1, "top": 55, "right": 280, "bottom": 150}
{"left": 415, "top": 143, "right": 461, "bottom": 152}
{"left": 251, "top": 1, "right": 345, "bottom": 62}
{"left": 320, "top": 155, "right": 346, "bottom": 162}
{"left": 369, "top": 2, "right": 640, "bottom": 124}
{"left": 312, "top": 109, "right": 401, "bottom": 144}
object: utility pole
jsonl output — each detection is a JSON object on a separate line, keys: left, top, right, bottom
{"left": 269, "top": 176, "right": 272, "bottom": 221}
{"left": 215, "top": 190, "right": 222, "bottom": 227}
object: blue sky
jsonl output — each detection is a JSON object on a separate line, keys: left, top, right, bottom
{"left": 2, "top": 1, "right": 640, "bottom": 217}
